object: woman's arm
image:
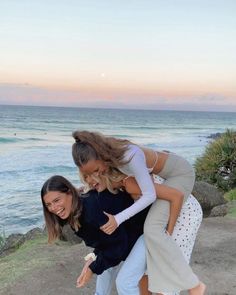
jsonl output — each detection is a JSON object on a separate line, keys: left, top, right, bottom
{"left": 114, "top": 148, "right": 157, "bottom": 224}
{"left": 124, "top": 177, "right": 184, "bottom": 235}
{"left": 101, "top": 147, "right": 156, "bottom": 235}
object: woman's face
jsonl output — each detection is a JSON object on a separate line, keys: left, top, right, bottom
{"left": 80, "top": 159, "right": 108, "bottom": 192}
{"left": 86, "top": 174, "right": 107, "bottom": 192}
{"left": 43, "top": 191, "right": 72, "bottom": 219}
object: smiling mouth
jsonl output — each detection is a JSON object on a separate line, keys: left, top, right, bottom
{"left": 56, "top": 208, "right": 65, "bottom": 217}
{"left": 90, "top": 181, "right": 98, "bottom": 188}
{"left": 94, "top": 183, "right": 100, "bottom": 190}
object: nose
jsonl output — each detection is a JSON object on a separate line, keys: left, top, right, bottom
{"left": 50, "top": 202, "right": 58, "bottom": 212}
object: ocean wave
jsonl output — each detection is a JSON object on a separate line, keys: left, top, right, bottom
{"left": 0, "top": 137, "right": 23, "bottom": 143}
{"left": 37, "top": 165, "right": 74, "bottom": 174}
{"left": 0, "top": 165, "right": 74, "bottom": 175}
{"left": 0, "top": 137, "right": 46, "bottom": 144}
{"left": 27, "top": 137, "right": 46, "bottom": 141}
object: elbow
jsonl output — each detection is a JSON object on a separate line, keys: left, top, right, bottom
{"left": 142, "top": 193, "right": 156, "bottom": 204}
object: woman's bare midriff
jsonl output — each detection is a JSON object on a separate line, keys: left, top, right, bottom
{"left": 141, "top": 147, "right": 169, "bottom": 174}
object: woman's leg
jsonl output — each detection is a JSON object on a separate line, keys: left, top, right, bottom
{"left": 95, "top": 264, "right": 122, "bottom": 295}
{"left": 145, "top": 154, "right": 200, "bottom": 293}
{"left": 116, "top": 235, "right": 146, "bottom": 295}
{"left": 172, "top": 195, "right": 203, "bottom": 263}
{"left": 139, "top": 275, "right": 151, "bottom": 295}
{"left": 160, "top": 194, "right": 203, "bottom": 295}
{"left": 144, "top": 198, "right": 199, "bottom": 293}
{"left": 116, "top": 195, "right": 203, "bottom": 295}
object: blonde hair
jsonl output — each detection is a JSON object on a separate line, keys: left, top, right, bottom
{"left": 72, "top": 130, "right": 133, "bottom": 169}
{"left": 79, "top": 167, "right": 126, "bottom": 194}
{"left": 78, "top": 170, "right": 92, "bottom": 193}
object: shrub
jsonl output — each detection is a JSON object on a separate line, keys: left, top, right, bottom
{"left": 224, "top": 188, "right": 236, "bottom": 201}
{"left": 195, "top": 129, "right": 236, "bottom": 192}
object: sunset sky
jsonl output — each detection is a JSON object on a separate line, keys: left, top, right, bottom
{"left": 0, "top": 0, "right": 235, "bottom": 111}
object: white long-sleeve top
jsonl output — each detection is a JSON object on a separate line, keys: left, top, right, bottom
{"left": 114, "top": 144, "right": 157, "bottom": 226}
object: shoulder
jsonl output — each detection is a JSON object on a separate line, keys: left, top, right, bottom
{"left": 99, "top": 189, "right": 132, "bottom": 204}
{"left": 99, "top": 189, "right": 134, "bottom": 213}
{"left": 80, "top": 190, "right": 98, "bottom": 208}
{"left": 124, "top": 144, "right": 145, "bottom": 161}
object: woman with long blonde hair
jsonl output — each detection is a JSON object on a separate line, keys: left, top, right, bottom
{"left": 72, "top": 130, "right": 206, "bottom": 295}
{"left": 80, "top": 169, "right": 203, "bottom": 295}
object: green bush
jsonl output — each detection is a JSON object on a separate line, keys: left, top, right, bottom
{"left": 224, "top": 188, "right": 236, "bottom": 201}
{"left": 195, "top": 129, "right": 236, "bottom": 192}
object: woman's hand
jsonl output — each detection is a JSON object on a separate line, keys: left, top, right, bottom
{"left": 100, "top": 212, "right": 118, "bottom": 235}
{"left": 76, "top": 259, "right": 93, "bottom": 288}
{"left": 166, "top": 225, "right": 173, "bottom": 236}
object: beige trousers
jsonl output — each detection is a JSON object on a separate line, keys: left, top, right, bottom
{"left": 144, "top": 153, "right": 199, "bottom": 293}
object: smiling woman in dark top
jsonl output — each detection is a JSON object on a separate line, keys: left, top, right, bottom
{"left": 41, "top": 175, "right": 148, "bottom": 290}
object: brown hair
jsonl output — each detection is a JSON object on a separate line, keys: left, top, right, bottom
{"left": 41, "top": 175, "right": 82, "bottom": 243}
{"left": 72, "top": 130, "right": 132, "bottom": 169}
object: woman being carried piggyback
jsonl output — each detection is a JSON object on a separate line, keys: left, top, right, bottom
{"left": 72, "top": 130, "right": 206, "bottom": 295}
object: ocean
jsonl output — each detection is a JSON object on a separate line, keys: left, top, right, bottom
{"left": 1, "top": 104, "right": 236, "bottom": 236}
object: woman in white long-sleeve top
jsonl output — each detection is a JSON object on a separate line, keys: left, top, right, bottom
{"left": 72, "top": 130, "right": 206, "bottom": 295}
{"left": 80, "top": 169, "right": 203, "bottom": 295}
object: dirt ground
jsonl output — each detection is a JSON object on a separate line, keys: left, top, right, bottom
{"left": 0, "top": 217, "right": 236, "bottom": 295}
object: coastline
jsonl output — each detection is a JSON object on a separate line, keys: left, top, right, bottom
{"left": 2, "top": 106, "right": 236, "bottom": 236}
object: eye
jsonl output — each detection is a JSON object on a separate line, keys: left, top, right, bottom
{"left": 84, "top": 174, "right": 89, "bottom": 181}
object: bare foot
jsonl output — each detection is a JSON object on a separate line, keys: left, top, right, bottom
{"left": 189, "top": 282, "right": 206, "bottom": 295}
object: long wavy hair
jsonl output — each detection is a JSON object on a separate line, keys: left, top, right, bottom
{"left": 72, "top": 130, "right": 133, "bottom": 168}
{"left": 41, "top": 175, "right": 82, "bottom": 243}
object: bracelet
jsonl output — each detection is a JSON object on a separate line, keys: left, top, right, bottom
{"left": 84, "top": 252, "right": 97, "bottom": 262}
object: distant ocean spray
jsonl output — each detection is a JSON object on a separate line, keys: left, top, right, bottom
{"left": 1, "top": 104, "right": 236, "bottom": 235}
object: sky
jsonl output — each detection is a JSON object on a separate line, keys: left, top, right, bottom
{"left": 0, "top": 0, "right": 236, "bottom": 111}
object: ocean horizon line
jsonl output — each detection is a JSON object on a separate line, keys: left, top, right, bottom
{"left": 1, "top": 103, "right": 236, "bottom": 114}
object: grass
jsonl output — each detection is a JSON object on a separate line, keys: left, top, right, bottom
{"left": 227, "top": 205, "right": 236, "bottom": 218}
{"left": 224, "top": 188, "right": 236, "bottom": 201}
{"left": 0, "top": 234, "right": 50, "bottom": 289}
{"left": 0, "top": 233, "right": 72, "bottom": 292}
